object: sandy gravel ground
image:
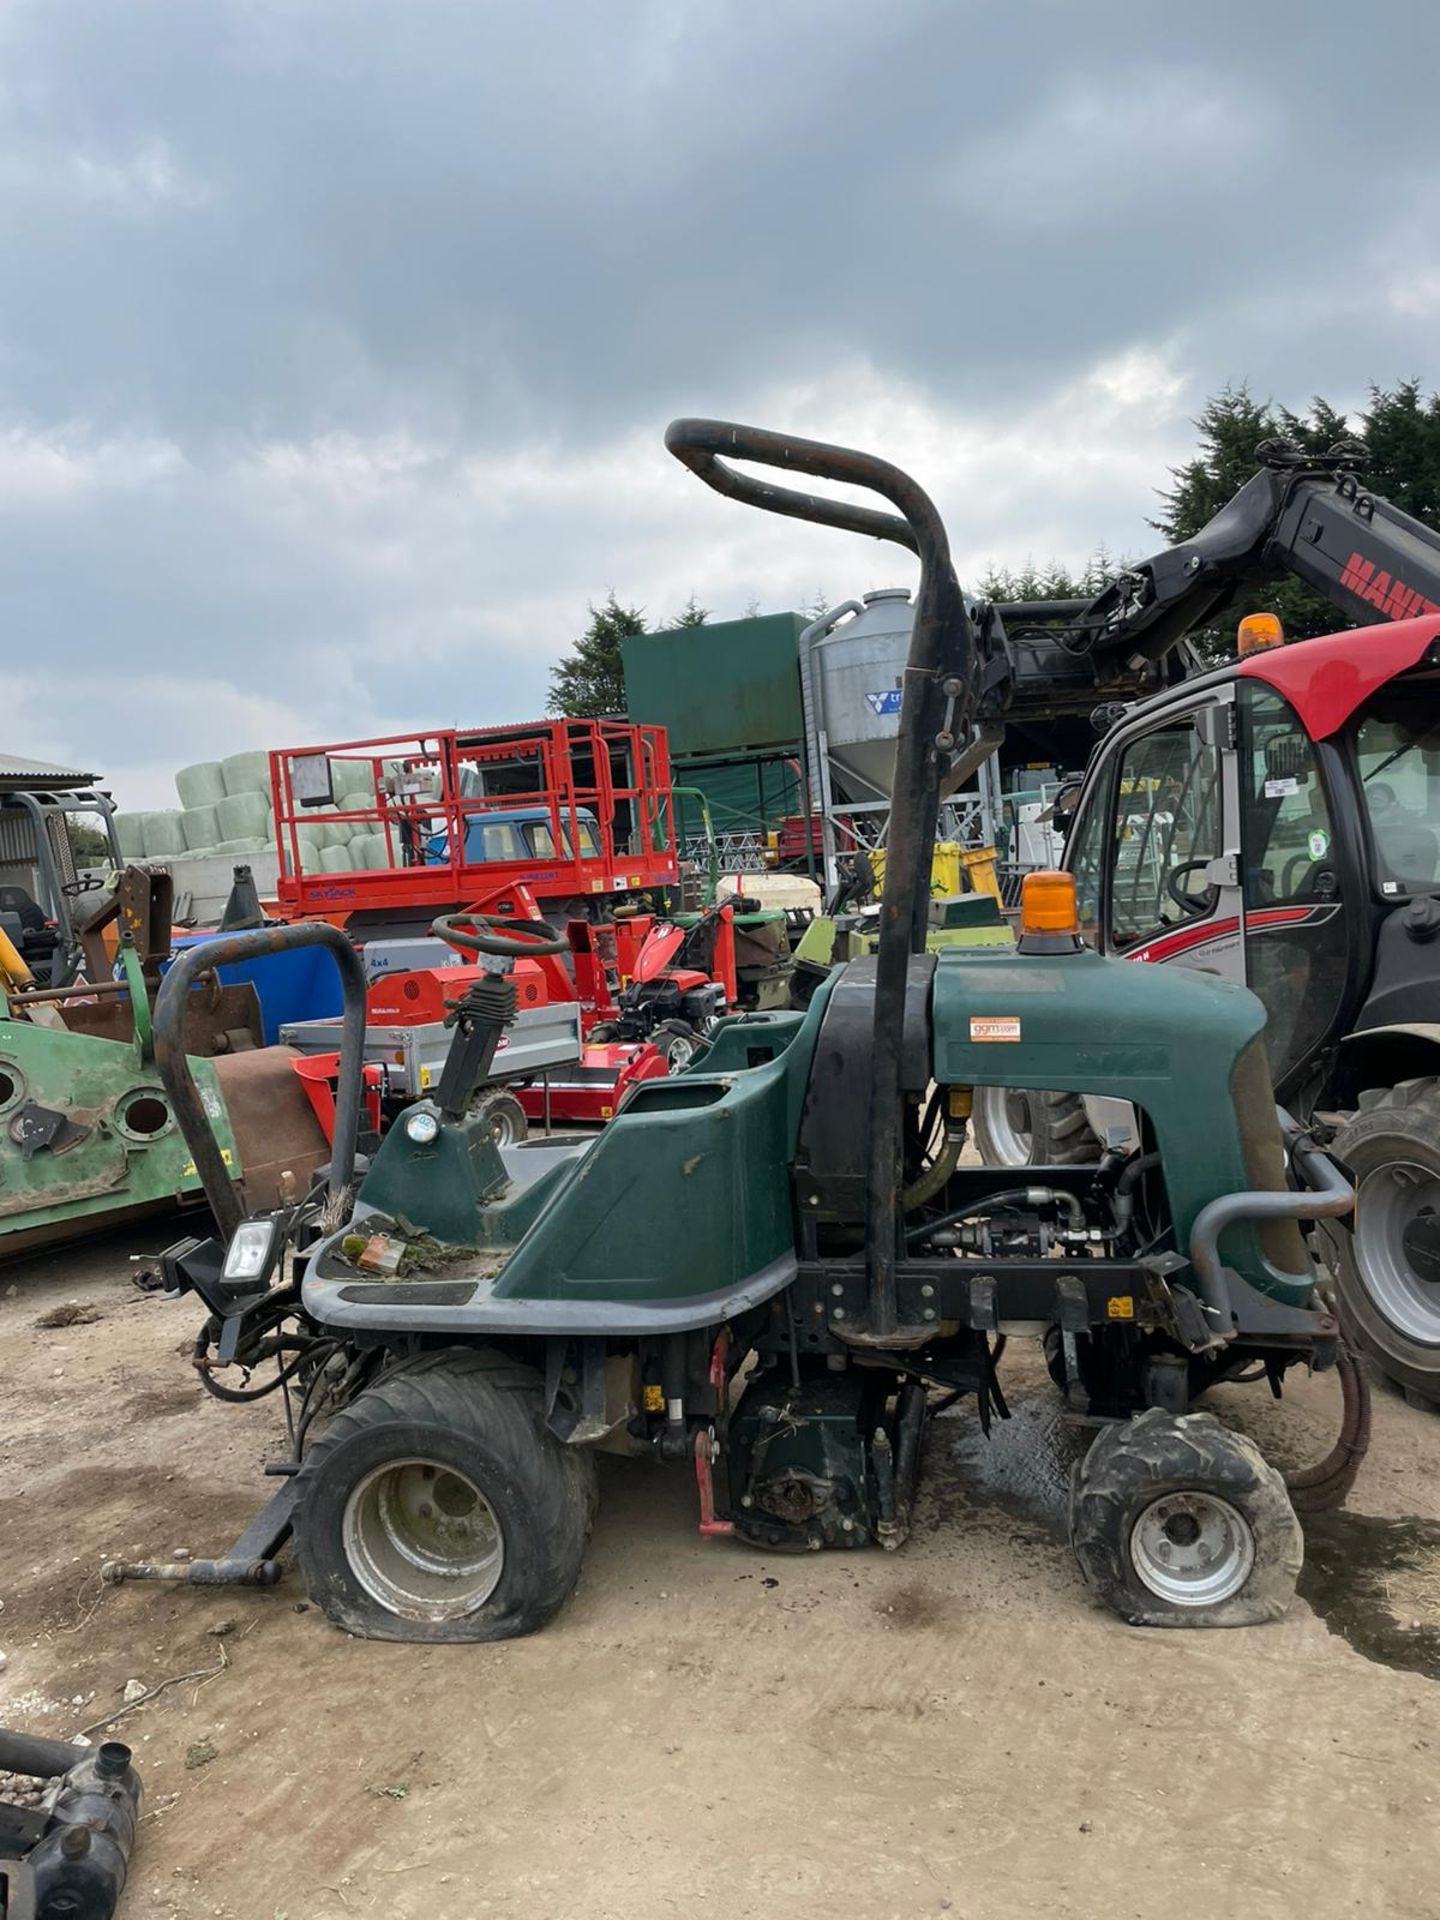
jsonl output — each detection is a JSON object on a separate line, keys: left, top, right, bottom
{"left": 2, "top": 1221, "right": 1437, "bottom": 1920}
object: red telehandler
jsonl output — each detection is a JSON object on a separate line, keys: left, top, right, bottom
{"left": 952, "top": 438, "right": 1440, "bottom": 1406}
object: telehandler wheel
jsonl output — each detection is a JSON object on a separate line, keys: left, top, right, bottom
{"left": 293, "top": 1349, "right": 595, "bottom": 1643}
{"left": 471, "top": 1088, "right": 528, "bottom": 1147}
{"left": 972, "top": 1086, "right": 1100, "bottom": 1168}
{"left": 1330, "top": 1078, "right": 1440, "bottom": 1408}
{"left": 1069, "top": 1408, "right": 1302, "bottom": 1628}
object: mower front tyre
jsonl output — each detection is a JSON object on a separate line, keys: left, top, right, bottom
{"left": 1069, "top": 1408, "right": 1302, "bottom": 1628}
{"left": 294, "top": 1350, "right": 594, "bottom": 1643}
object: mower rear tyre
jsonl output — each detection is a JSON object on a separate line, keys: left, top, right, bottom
{"left": 1329, "top": 1078, "right": 1440, "bottom": 1408}
{"left": 294, "top": 1349, "right": 594, "bottom": 1642}
{"left": 1069, "top": 1408, "right": 1302, "bottom": 1627}
{"left": 972, "top": 1087, "right": 1101, "bottom": 1169}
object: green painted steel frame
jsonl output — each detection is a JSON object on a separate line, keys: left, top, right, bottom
{"left": 0, "top": 1015, "right": 238, "bottom": 1242}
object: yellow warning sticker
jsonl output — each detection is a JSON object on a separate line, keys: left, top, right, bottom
{"left": 969, "top": 1016, "right": 1021, "bottom": 1042}
{"left": 181, "top": 1149, "right": 234, "bottom": 1177}
{"left": 419, "top": 1066, "right": 432, "bottom": 1088}
{"left": 1107, "top": 1296, "right": 1135, "bottom": 1320}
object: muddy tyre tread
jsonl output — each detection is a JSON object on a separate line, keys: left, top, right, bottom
{"left": 1070, "top": 1407, "right": 1302, "bottom": 1628}
{"left": 294, "top": 1346, "right": 594, "bottom": 1643}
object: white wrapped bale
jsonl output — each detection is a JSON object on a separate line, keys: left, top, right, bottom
{"left": 319, "top": 842, "right": 354, "bottom": 873}
{"left": 333, "top": 758, "right": 377, "bottom": 801}
{"left": 292, "top": 826, "right": 325, "bottom": 869}
{"left": 217, "top": 791, "right": 270, "bottom": 842}
{"left": 115, "top": 812, "right": 149, "bottom": 858}
{"left": 220, "top": 750, "right": 270, "bottom": 797}
{"left": 175, "top": 761, "right": 226, "bottom": 809}
{"left": 181, "top": 804, "right": 220, "bottom": 852}
{"left": 145, "top": 810, "right": 186, "bottom": 857}
{"left": 349, "top": 832, "right": 391, "bottom": 870}
{"left": 214, "top": 837, "right": 266, "bottom": 853}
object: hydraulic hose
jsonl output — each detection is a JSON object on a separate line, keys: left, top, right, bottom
{"left": 1283, "top": 1334, "right": 1372, "bottom": 1514}
{"left": 901, "top": 1126, "right": 966, "bottom": 1211}
{"left": 906, "top": 1184, "right": 1084, "bottom": 1245}
{"left": 1109, "top": 1151, "right": 1161, "bottom": 1235}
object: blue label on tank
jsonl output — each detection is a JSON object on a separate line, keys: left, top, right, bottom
{"left": 865, "top": 690, "right": 903, "bottom": 715}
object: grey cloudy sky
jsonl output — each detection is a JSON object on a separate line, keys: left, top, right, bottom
{"left": 5, "top": 0, "right": 1438, "bottom": 805}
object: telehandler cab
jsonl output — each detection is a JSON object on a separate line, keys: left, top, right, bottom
{"left": 965, "top": 437, "right": 1440, "bottom": 1407}
{"left": 126, "top": 421, "right": 1368, "bottom": 1641}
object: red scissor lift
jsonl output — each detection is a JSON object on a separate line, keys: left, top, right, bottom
{"left": 268, "top": 718, "right": 690, "bottom": 1135}
{"left": 269, "top": 717, "right": 677, "bottom": 932}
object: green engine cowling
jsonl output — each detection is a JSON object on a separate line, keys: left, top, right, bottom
{"left": 930, "top": 945, "right": 1314, "bottom": 1306}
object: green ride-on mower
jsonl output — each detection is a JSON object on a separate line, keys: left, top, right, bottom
{"left": 119, "top": 421, "right": 1372, "bottom": 1641}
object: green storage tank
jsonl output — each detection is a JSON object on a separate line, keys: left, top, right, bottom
{"left": 669, "top": 756, "right": 805, "bottom": 846}
{"left": 623, "top": 612, "right": 805, "bottom": 757}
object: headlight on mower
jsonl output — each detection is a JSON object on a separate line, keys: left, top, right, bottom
{"left": 220, "top": 1217, "right": 282, "bottom": 1293}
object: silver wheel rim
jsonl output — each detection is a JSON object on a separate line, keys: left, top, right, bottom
{"left": 664, "top": 1032, "right": 696, "bottom": 1071}
{"left": 487, "top": 1104, "right": 521, "bottom": 1147}
{"left": 1354, "top": 1159, "right": 1440, "bottom": 1346}
{"left": 342, "top": 1458, "right": 504, "bottom": 1620}
{"left": 1130, "top": 1491, "right": 1253, "bottom": 1607}
{"left": 974, "top": 1084, "right": 1035, "bottom": 1166}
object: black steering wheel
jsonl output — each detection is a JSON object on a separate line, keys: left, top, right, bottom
{"left": 432, "top": 911, "right": 568, "bottom": 958}
{"left": 1166, "top": 859, "right": 1219, "bottom": 915}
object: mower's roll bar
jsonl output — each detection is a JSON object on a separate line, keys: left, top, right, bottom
{"left": 666, "top": 418, "right": 984, "bottom": 1338}
{"left": 154, "top": 923, "right": 368, "bottom": 1242}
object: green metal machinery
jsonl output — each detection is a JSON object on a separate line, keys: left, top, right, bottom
{"left": 132, "top": 420, "right": 1369, "bottom": 1641}
{"left": 0, "top": 868, "right": 326, "bottom": 1258}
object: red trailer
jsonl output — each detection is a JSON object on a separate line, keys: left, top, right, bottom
{"left": 269, "top": 718, "right": 677, "bottom": 935}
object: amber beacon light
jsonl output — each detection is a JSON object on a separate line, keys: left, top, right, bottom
{"left": 1237, "top": 611, "right": 1285, "bottom": 654}
{"left": 1019, "top": 869, "right": 1079, "bottom": 940}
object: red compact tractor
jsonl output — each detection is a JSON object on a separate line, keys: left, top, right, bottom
{"left": 284, "top": 883, "right": 793, "bottom": 1142}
